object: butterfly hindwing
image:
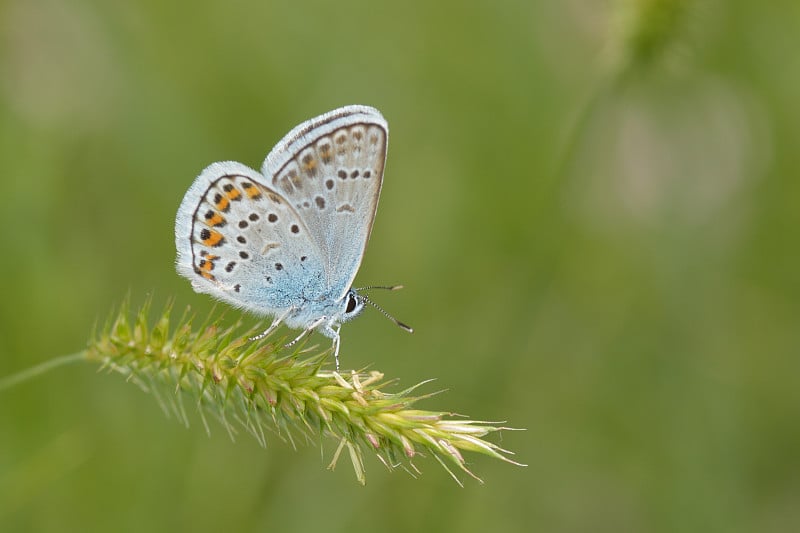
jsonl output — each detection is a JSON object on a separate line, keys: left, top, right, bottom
{"left": 175, "top": 161, "right": 326, "bottom": 315}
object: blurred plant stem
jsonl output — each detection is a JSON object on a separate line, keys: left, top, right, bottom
{"left": 0, "top": 353, "right": 84, "bottom": 392}
{"left": 556, "top": 0, "right": 695, "bottom": 181}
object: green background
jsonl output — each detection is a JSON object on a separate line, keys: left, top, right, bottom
{"left": 2, "top": 1, "right": 798, "bottom": 531}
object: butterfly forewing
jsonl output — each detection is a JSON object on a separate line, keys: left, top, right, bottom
{"left": 262, "top": 106, "right": 387, "bottom": 298}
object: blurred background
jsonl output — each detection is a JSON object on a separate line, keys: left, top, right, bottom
{"left": 1, "top": 0, "right": 798, "bottom": 531}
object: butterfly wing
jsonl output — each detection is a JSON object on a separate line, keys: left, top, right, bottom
{"left": 175, "top": 161, "right": 327, "bottom": 317}
{"left": 261, "top": 105, "right": 388, "bottom": 300}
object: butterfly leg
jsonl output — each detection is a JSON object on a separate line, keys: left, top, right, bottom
{"left": 284, "top": 316, "right": 327, "bottom": 349}
{"left": 318, "top": 324, "right": 342, "bottom": 370}
{"left": 250, "top": 307, "right": 295, "bottom": 341}
{"left": 332, "top": 326, "right": 342, "bottom": 371}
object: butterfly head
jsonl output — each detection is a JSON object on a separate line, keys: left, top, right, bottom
{"left": 340, "top": 288, "right": 367, "bottom": 322}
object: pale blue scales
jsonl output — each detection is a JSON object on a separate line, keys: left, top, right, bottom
{"left": 175, "top": 105, "right": 407, "bottom": 367}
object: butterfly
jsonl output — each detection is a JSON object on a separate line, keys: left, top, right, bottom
{"left": 175, "top": 105, "right": 411, "bottom": 368}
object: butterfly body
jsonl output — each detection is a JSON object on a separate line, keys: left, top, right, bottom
{"left": 175, "top": 106, "right": 387, "bottom": 358}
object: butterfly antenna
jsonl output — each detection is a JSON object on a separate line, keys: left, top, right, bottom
{"left": 357, "top": 284, "right": 404, "bottom": 292}
{"left": 360, "top": 294, "right": 413, "bottom": 333}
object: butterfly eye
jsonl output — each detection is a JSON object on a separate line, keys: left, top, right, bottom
{"left": 346, "top": 293, "right": 358, "bottom": 314}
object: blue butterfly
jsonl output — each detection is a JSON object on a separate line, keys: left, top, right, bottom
{"left": 175, "top": 105, "right": 410, "bottom": 367}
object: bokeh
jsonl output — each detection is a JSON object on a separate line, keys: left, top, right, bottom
{"left": 1, "top": 1, "right": 798, "bottom": 531}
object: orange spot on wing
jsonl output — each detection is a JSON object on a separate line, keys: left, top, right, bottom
{"left": 203, "top": 230, "right": 224, "bottom": 247}
{"left": 207, "top": 213, "right": 225, "bottom": 226}
{"left": 216, "top": 196, "right": 230, "bottom": 211}
{"left": 196, "top": 265, "right": 215, "bottom": 280}
{"left": 242, "top": 181, "right": 262, "bottom": 200}
{"left": 226, "top": 188, "right": 242, "bottom": 201}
